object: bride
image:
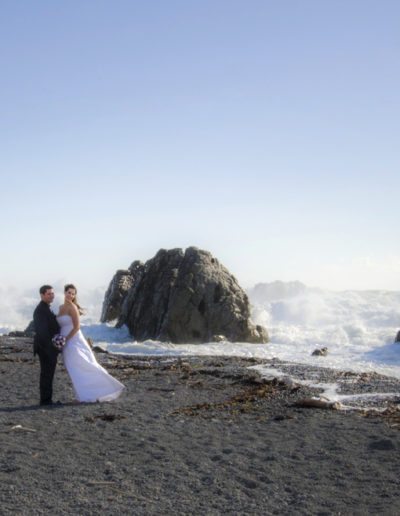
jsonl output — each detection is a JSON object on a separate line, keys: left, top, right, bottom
{"left": 57, "top": 284, "right": 125, "bottom": 403}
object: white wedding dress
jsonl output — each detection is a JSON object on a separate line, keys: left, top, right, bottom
{"left": 57, "top": 314, "right": 125, "bottom": 403}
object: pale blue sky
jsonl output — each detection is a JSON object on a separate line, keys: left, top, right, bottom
{"left": 1, "top": 0, "right": 399, "bottom": 291}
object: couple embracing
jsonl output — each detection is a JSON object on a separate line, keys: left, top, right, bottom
{"left": 33, "top": 284, "right": 125, "bottom": 406}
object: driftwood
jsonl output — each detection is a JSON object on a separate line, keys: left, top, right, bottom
{"left": 6, "top": 424, "right": 37, "bottom": 433}
{"left": 295, "top": 397, "right": 342, "bottom": 410}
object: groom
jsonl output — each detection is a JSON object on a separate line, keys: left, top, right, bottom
{"left": 33, "top": 285, "right": 60, "bottom": 405}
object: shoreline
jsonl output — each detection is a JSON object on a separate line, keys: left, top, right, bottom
{"left": 93, "top": 332, "right": 400, "bottom": 383}
{"left": 99, "top": 339, "right": 400, "bottom": 412}
{"left": 1, "top": 336, "right": 400, "bottom": 514}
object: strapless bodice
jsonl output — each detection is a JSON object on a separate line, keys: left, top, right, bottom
{"left": 57, "top": 314, "right": 73, "bottom": 324}
{"left": 57, "top": 314, "right": 74, "bottom": 336}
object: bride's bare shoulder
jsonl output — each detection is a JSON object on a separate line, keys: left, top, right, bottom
{"left": 69, "top": 303, "right": 80, "bottom": 317}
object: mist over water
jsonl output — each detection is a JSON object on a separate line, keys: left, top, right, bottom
{"left": 249, "top": 281, "right": 400, "bottom": 343}
{"left": 1, "top": 281, "right": 399, "bottom": 378}
{"left": 0, "top": 283, "right": 105, "bottom": 333}
{"left": 247, "top": 282, "right": 400, "bottom": 378}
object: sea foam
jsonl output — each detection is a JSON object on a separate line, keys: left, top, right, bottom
{"left": 1, "top": 282, "right": 400, "bottom": 379}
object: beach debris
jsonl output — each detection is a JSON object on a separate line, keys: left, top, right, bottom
{"left": 104, "top": 359, "right": 141, "bottom": 379}
{"left": 0, "top": 356, "right": 31, "bottom": 363}
{"left": 295, "top": 397, "right": 342, "bottom": 410}
{"left": 108, "top": 359, "right": 152, "bottom": 371}
{"left": 84, "top": 413, "right": 126, "bottom": 423}
{"left": 163, "top": 358, "right": 200, "bottom": 379}
{"left": 170, "top": 382, "right": 282, "bottom": 417}
{"left": 87, "top": 481, "right": 117, "bottom": 486}
{"left": 0, "top": 344, "right": 26, "bottom": 354}
{"left": 187, "top": 379, "right": 204, "bottom": 388}
{"left": 356, "top": 371, "right": 383, "bottom": 383}
{"left": 86, "top": 480, "right": 125, "bottom": 493}
{"left": 146, "top": 387, "right": 176, "bottom": 392}
{"left": 7, "top": 425, "right": 37, "bottom": 433}
{"left": 275, "top": 376, "right": 301, "bottom": 390}
{"left": 312, "top": 347, "right": 328, "bottom": 356}
{"left": 274, "top": 414, "right": 296, "bottom": 421}
{"left": 180, "top": 361, "right": 193, "bottom": 371}
{"left": 364, "top": 403, "right": 400, "bottom": 429}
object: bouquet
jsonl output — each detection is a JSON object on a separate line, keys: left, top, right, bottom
{"left": 52, "top": 334, "right": 66, "bottom": 351}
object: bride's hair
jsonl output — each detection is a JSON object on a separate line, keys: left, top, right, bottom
{"left": 64, "top": 284, "right": 85, "bottom": 315}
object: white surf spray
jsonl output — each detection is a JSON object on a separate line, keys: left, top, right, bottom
{"left": 1, "top": 281, "right": 400, "bottom": 381}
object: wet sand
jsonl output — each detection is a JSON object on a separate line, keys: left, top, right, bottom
{"left": 1, "top": 336, "right": 400, "bottom": 515}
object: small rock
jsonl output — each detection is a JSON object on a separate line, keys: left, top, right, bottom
{"left": 312, "top": 347, "right": 328, "bottom": 356}
{"left": 369, "top": 438, "right": 396, "bottom": 451}
{"left": 7, "top": 331, "right": 26, "bottom": 337}
{"left": 212, "top": 335, "right": 226, "bottom": 342}
{"left": 93, "top": 345, "right": 108, "bottom": 354}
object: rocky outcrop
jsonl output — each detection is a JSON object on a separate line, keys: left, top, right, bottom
{"left": 8, "top": 320, "right": 36, "bottom": 338}
{"left": 395, "top": 331, "right": 400, "bottom": 343}
{"left": 102, "top": 247, "right": 268, "bottom": 344}
{"left": 24, "top": 320, "right": 36, "bottom": 337}
{"left": 100, "top": 264, "right": 142, "bottom": 322}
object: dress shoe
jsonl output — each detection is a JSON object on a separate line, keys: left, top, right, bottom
{"left": 40, "top": 400, "right": 62, "bottom": 407}
{"left": 40, "top": 400, "right": 53, "bottom": 406}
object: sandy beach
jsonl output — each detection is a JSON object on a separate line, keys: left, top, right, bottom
{"left": 1, "top": 335, "right": 400, "bottom": 515}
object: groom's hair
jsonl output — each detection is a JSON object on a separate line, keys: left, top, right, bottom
{"left": 39, "top": 285, "right": 53, "bottom": 295}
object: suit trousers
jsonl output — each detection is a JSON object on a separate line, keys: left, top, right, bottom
{"left": 37, "top": 350, "right": 58, "bottom": 404}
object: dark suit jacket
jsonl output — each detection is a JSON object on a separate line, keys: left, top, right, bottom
{"left": 33, "top": 301, "right": 60, "bottom": 357}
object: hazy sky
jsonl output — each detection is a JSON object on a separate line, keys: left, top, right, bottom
{"left": 1, "top": 0, "right": 399, "bottom": 292}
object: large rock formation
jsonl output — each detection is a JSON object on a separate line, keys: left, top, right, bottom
{"left": 101, "top": 247, "right": 268, "bottom": 344}
{"left": 100, "top": 266, "right": 140, "bottom": 322}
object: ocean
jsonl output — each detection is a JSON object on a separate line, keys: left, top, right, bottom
{"left": 1, "top": 282, "right": 400, "bottom": 381}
